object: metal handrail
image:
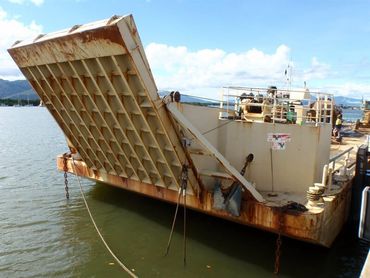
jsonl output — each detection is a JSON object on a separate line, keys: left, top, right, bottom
{"left": 329, "top": 147, "right": 354, "bottom": 163}
{"left": 223, "top": 86, "right": 331, "bottom": 96}
{"left": 220, "top": 86, "right": 334, "bottom": 125}
{"left": 329, "top": 146, "right": 354, "bottom": 173}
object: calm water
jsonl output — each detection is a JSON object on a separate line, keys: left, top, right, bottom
{"left": 0, "top": 107, "right": 368, "bottom": 277}
{"left": 342, "top": 109, "right": 363, "bottom": 123}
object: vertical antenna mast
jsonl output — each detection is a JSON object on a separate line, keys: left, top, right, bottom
{"left": 289, "top": 63, "right": 292, "bottom": 90}
{"left": 284, "top": 63, "right": 292, "bottom": 91}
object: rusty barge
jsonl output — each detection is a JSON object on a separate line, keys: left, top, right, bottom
{"left": 8, "top": 15, "right": 360, "bottom": 247}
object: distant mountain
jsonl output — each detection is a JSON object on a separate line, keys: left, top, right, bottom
{"left": 0, "top": 81, "right": 363, "bottom": 107}
{"left": 0, "top": 79, "right": 39, "bottom": 100}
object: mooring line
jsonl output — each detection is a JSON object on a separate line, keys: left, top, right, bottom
{"left": 164, "top": 187, "right": 183, "bottom": 257}
{"left": 164, "top": 164, "right": 188, "bottom": 265}
{"left": 70, "top": 157, "right": 138, "bottom": 278}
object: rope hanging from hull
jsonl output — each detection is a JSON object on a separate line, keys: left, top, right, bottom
{"left": 69, "top": 156, "right": 138, "bottom": 278}
{"left": 164, "top": 164, "right": 188, "bottom": 266}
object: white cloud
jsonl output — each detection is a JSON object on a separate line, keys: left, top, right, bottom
{"left": 145, "top": 43, "right": 370, "bottom": 99}
{"left": 324, "top": 83, "right": 370, "bottom": 99}
{"left": 8, "top": 0, "right": 44, "bottom": 6}
{"left": 0, "top": 6, "right": 42, "bottom": 80}
{"left": 145, "top": 43, "right": 292, "bottom": 91}
{"left": 302, "top": 57, "right": 331, "bottom": 80}
{"left": 31, "top": 0, "right": 44, "bottom": 6}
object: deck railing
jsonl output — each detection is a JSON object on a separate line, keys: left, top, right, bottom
{"left": 320, "top": 146, "right": 356, "bottom": 191}
{"left": 219, "top": 86, "right": 334, "bottom": 125}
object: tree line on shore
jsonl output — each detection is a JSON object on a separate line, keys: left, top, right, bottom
{"left": 0, "top": 99, "right": 40, "bottom": 106}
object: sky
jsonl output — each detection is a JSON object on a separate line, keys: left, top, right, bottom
{"left": 0, "top": 0, "right": 369, "bottom": 99}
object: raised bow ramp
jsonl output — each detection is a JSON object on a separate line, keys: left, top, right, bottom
{"left": 8, "top": 14, "right": 263, "bottom": 201}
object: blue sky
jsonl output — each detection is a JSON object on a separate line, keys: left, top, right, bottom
{"left": 0, "top": 0, "right": 369, "bottom": 98}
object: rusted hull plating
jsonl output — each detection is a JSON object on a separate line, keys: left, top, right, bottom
{"left": 58, "top": 156, "right": 353, "bottom": 247}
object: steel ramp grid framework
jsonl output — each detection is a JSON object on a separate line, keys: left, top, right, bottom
{"left": 8, "top": 15, "right": 199, "bottom": 195}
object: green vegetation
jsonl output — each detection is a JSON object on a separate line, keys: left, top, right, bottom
{"left": 0, "top": 99, "right": 40, "bottom": 106}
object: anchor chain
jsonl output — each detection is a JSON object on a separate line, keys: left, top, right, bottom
{"left": 63, "top": 153, "right": 70, "bottom": 199}
{"left": 273, "top": 201, "right": 307, "bottom": 274}
{"left": 274, "top": 206, "right": 286, "bottom": 275}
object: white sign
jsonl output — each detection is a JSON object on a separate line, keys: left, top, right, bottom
{"left": 267, "top": 133, "right": 291, "bottom": 150}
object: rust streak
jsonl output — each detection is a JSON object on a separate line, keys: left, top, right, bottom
{"left": 57, "top": 155, "right": 354, "bottom": 247}
{"left": 8, "top": 25, "right": 126, "bottom": 67}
